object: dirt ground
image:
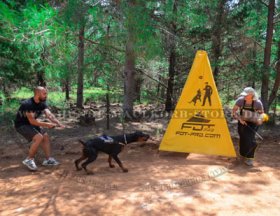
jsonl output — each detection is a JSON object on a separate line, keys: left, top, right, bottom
{"left": 1, "top": 113, "right": 280, "bottom": 216}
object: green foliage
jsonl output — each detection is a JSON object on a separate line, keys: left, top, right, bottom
{"left": 0, "top": 0, "right": 280, "bottom": 123}
{"left": 11, "top": 87, "right": 33, "bottom": 99}
{"left": 0, "top": 97, "right": 19, "bottom": 126}
{"left": 60, "top": 0, "right": 88, "bottom": 28}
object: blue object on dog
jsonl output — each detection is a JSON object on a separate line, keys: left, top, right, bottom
{"left": 99, "top": 135, "right": 114, "bottom": 143}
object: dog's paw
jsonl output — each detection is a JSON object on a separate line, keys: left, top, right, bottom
{"left": 109, "top": 164, "right": 115, "bottom": 168}
{"left": 122, "top": 168, "right": 128, "bottom": 173}
{"left": 76, "top": 167, "right": 82, "bottom": 171}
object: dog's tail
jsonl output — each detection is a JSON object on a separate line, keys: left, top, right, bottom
{"left": 78, "top": 139, "right": 86, "bottom": 146}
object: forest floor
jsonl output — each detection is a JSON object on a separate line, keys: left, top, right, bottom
{"left": 0, "top": 104, "right": 280, "bottom": 216}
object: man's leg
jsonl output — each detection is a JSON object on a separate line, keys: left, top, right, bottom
{"left": 41, "top": 132, "right": 50, "bottom": 159}
{"left": 16, "top": 125, "right": 44, "bottom": 171}
{"left": 28, "top": 133, "right": 44, "bottom": 159}
{"left": 16, "top": 125, "right": 44, "bottom": 158}
{"left": 41, "top": 132, "right": 60, "bottom": 166}
{"left": 22, "top": 133, "right": 43, "bottom": 171}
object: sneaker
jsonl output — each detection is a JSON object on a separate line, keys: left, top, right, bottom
{"left": 22, "top": 158, "right": 38, "bottom": 171}
{"left": 244, "top": 159, "right": 254, "bottom": 166}
{"left": 42, "top": 157, "right": 60, "bottom": 166}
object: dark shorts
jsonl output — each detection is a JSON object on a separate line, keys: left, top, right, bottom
{"left": 16, "top": 125, "right": 47, "bottom": 142}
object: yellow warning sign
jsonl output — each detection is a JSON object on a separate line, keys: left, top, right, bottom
{"left": 159, "top": 50, "right": 236, "bottom": 157}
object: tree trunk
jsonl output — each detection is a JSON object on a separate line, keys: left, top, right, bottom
{"left": 268, "top": 40, "right": 280, "bottom": 108}
{"left": 106, "top": 84, "right": 110, "bottom": 130}
{"left": 134, "top": 71, "right": 143, "bottom": 103}
{"left": 123, "top": 36, "right": 136, "bottom": 119}
{"left": 37, "top": 72, "right": 46, "bottom": 87}
{"left": 36, "top": 46, "right": 47, "bottom": 87}
{"left": 165, "top": 0, "right": 177, "bottom": 112}
{"left": 65, "top": 77, "right": 70, "bottom": 101}
{"left": 123, "top": 0, "right": 136, "bottom": 119}
{"left": 261, "top": 0, "right": 275, "bottom": 113}
{"left": 165, "top": 49, "right": 176, "bottom": 112}
{"left": 76, "top": 25, "right": 85, "bottom": 108}
{"left": 211, "top": 0, "right": 226, "bottom": 87}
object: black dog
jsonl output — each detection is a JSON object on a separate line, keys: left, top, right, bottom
{"left": 75, "top": 131, "right": 150, "bottom": 174}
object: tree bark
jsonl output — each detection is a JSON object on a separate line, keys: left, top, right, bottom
{"left": 123, "top": 34, "right": 136, "bottom": 119}
{"left": 211, "top": 0, "right": 226, "bottom": 87}
{"left": 165, "top": 48, "right": 176, "bottom": 112}
{"left": 37, "top": 72, "right": 46, "bottom": 87}
{"left": 106, "top": 84, "right": 110, "bottom": 130}
{"left": 123, "top": 0, "right": 136, "bottom": 119}
{"left": 76, "top": 25, "right": 85, "bottom": 108}
{"left": 135, "top": 73, "right": 142, "bottom": 103}
{"left": 37, "top": 50, "right": 47, "bottom": 87}
{"left": 165, "top": 0, "right": 177, "bottom": 112}
{"left": 65, "top": 77, "right": 70, "bottom": 101}
{"left": 268, "top": 40, "right": 280, "bottom": 108}
{"left": 261, "top": 0, "right": 275, "bottom": 113}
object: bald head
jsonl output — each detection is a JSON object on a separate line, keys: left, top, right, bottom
{"left": 34, "top": 86, "right": 48, "bottom": 102}
{"left": 34, "top": 86, "right": 46, "bottom": 94}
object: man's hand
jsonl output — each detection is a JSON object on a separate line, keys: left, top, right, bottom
{"left": 239, "top": 119, "right": 247, "bottom": 125}
{"left": 56, "top": 123, "right": 66, "bottom": 129}
{"left": 44, "top": 109, "right": 65, "bottom": 128}
{"left": 232, "top": 111, "right": 247, "bottom": 125}
{"left": 46, "top": 123, "right": 57, "bottom": 129}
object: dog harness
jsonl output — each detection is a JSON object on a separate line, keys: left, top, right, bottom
{"left": 99, "top": 134, "right": 128, "bottom": 146}
{"left": 99, "top": 135, "right": 114, "bottom": 143}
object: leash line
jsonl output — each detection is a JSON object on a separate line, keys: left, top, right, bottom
{"left": 234, "top": 114, "right": 263, "bottom": 140}
{"left": 245, "top": 124, "right": 263, "bottom": 140}
{"left": 124, "top": 134, "right": 127, "bottom": 145}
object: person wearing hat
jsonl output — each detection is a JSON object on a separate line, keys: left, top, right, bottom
{"left": 232, "top": 87, "right": 264, "bottom": 166}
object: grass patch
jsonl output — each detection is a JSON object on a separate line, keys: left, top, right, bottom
{"left": 0, "top": 91, "right": 5, "bottom": 101}
{"left": 11, "top": 87, "right": 33, "bottom": 99}
{"left": 7, "top": 87, "right": 123, "bottom": 109}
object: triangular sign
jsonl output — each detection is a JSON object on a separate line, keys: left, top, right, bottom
{"left": 159, "top": 50, "right": 236, "bottom": 157}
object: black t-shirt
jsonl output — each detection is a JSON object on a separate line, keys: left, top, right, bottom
{"left": 14, "top": 97, "right": 48, "bottom": 128}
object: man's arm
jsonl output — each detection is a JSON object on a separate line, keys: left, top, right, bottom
{"left": 44, "top": 109, "right": 65, "bottom": 128}
{"left": 26, "top": 112, "right": 56, "bottom": 128}
{"left": 256, "top": 100, "right": 264, "bottom": 114}
{"left": 232, "top": 105, "right": 239, "bottom": 117}
{"left": 232, "top": 105, "right": 246, "bottom": 125}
